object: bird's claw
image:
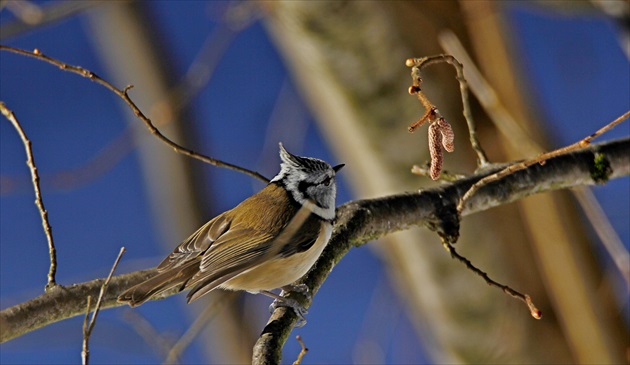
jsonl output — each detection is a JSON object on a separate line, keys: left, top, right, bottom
{"left": 268, "top": 296, "right": 309, "bottom": 328}
{"left": 283, "top": 283, "right": 309, "bottom": 297}
{"left": 280, "top": 284, "right": 311, "bottom": 304}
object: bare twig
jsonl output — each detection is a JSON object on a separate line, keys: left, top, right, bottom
{"left": 81, "top": 296, "right": 93, "bottom": 365}
{"left": 82, "top": 247, "right": 126, "bottom": 365}
{"left": 122, "top": 310, "right": 174, "bottom": 360}
{"left": 2, "top": 33, "right": 230, "bottom": 191}
{"left": 292, "top": 335, "right": 308, "bottom": 365}
{"left": 406, "top": 55, "right": 490, "bottom": 172}
{"left": 440, "top": 239, "right": 542, "bottom": 319}
{"left": 1, "top": 6, "right": 259, "bottom": 194}
{"left": 581, "top": 112, "right": 628, "bottom": 145}
{"left": 171, "top": 1, "right": 258, "bottom": 111}
{"left": 164, "top": 293, "right": 234, "bottom": 364}
{"left": 0, "top": 101, "right": 58, "bottom": 290}
{"left": 438, "top": 30, "right": 542, "bottom": 154}
{"left": 0, "top": 1, "right": 105, "bottom": 39}
{"left": 411, "top": 164, "right": 466, "bottom": 182}
{"left": 0, "top": 45, "right": 269, "bottom": 183}
{"left": 439, "top": 29, "right": 630, "bottom": 291}
{"left": 457, "top": 110, "right": 630, "bottom": 214}
{"left": 437, "top": 29, "right": 629, "bottom": 215}
{"left": 572, "top": 188, "right": 630, "bottom": 288}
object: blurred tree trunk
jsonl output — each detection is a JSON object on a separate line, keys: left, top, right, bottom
{"left": 262, "top": 1, "right": 626, "bottom": 363}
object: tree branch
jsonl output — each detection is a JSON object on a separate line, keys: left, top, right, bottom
{"left": 0, "top": 102, "right": 58, "bottom": 290}
{"left": 1, "top": 137, "right": 628, "bottom": 346}
{"left": 254, "top": 136, "right": 629, "bottom": 363}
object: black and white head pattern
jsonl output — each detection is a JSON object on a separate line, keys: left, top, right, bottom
{"left": 271, "top": 143, "right": 343, "bottom": 221}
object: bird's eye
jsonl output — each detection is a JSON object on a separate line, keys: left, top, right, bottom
{"left": 323, "top": 177, "right": 332, "bottom": 186}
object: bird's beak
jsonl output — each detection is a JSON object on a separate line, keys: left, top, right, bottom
{"left": 333, "top": 164, "right": 345, "bottom": 173}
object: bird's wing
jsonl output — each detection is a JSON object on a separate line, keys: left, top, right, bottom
{"left": 156, "top": 213, "right": 231, "bottom": 272}
{"left": 198, "top": 224, "right": 275, "bottom": 272}
{"left": 151, "top": 200, "right": 318, "bottom": 303}
{"left": 151, "top": 210, "right": 280, "bottom": 304}
{"left": 118, "top": 213, "right": 235, "bottom": 307}
{"left": 183, "top": 224, "right": 276, "bottom": 291}
{"left": 184, "top": 201, "right": 319, "bottom": 302}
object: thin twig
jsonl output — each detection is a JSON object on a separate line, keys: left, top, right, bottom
{"left": 0, "top": 101, "right": 58, "bottom": 290}
{"left": 457, "top": 110, "right": 630, "bottom": 214}
{"left": 406, "top": 55, "right": 490, "bottom": 167}
{"left": 2, "top": 9, "right": 251, "bottom": 193}
{"left": 122, "top": 310, "right": 174, "bottom": 360}
{"left": 572, "top": 188, "right": 630, "bottom": 288}
{"left": 411, "top": 164, "right": 466, "bottom": 182}
{"left": 164, "top": 293, "right": 233, "bottom": 364}
{"left": 1, "top": 1, "right": 105, "bottom": 39}
{"left": 439, "top": 29, "right": 630, "bottom": 291}
{"left": 0, "top": 45, "right": 269, "bottom": 183}
{"left": 440, "top": 240, "right": 542, "bottom": 319}
{"left": 292, "top": 335, "right": 309, "bottom": 365}
{"left": 81, "top": 296, "right": 92, "bottom": 365}
{"left": 581, "top": 113, "right": 628, "bottom": 145}
{"left": 438, "top": 30, "right": 542, "bottom": 155}
{"left": 82, "top": 247, "right": 126, "bottom": 365}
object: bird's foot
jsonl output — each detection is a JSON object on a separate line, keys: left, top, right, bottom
{"left": 262, "top": 289, "right": 309, "bottom": 327}
{"left": 281, "top": 284, "right": 310, "bottom": 299}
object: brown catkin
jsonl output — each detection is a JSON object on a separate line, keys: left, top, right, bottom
{"left": 437, "top": 118, "right": 455, "bottom": 152}
{"left": 428, "top": 122, "right": 443, "bottom": 180}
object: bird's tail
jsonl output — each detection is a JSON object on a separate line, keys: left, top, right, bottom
{"left": 118, "top": 261, "right": 199, "bottom": 307}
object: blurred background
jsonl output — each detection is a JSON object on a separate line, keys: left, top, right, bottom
{"left": 1, "top": 1, "right": 628, "bottom": 364}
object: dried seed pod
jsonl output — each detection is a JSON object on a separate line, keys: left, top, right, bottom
{"left": 428, "top": 122, "right": 443, "bottom": 180}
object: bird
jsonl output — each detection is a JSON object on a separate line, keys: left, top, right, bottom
{"left": 118, "top": 143, "right": 344, "bottom": 326}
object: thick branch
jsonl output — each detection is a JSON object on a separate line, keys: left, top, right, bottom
{"left": 255, "top": 136, "right": 629, "bottom": 363}
{"left": 1, "top": 138, "right": 628, "bottom": 345}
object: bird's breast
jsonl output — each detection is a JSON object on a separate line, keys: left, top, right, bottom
{"left": 219, "top": 220, "right": 333, "bottom": 292}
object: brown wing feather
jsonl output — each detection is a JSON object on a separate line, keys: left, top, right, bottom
{"left": 183, "top": 226, "right": 275, "bottom": 299}
{"left": 156, "top": 214, "right": 231, "bottom": 271}
{"left": 186, "top": 200, "right": 321, "bottom": 302}
{"left": 117, "top": 260, "right": 200, "bottom": 307}
{"left": 118, "top": 214, "right": 231, "bottom": 306}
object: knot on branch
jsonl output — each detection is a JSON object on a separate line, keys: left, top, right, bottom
{"left": 425, "top": 193, "right": 460, "bottom": 244}
{"left": 589, "top": 152, "right": 612, "bottom": 184}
